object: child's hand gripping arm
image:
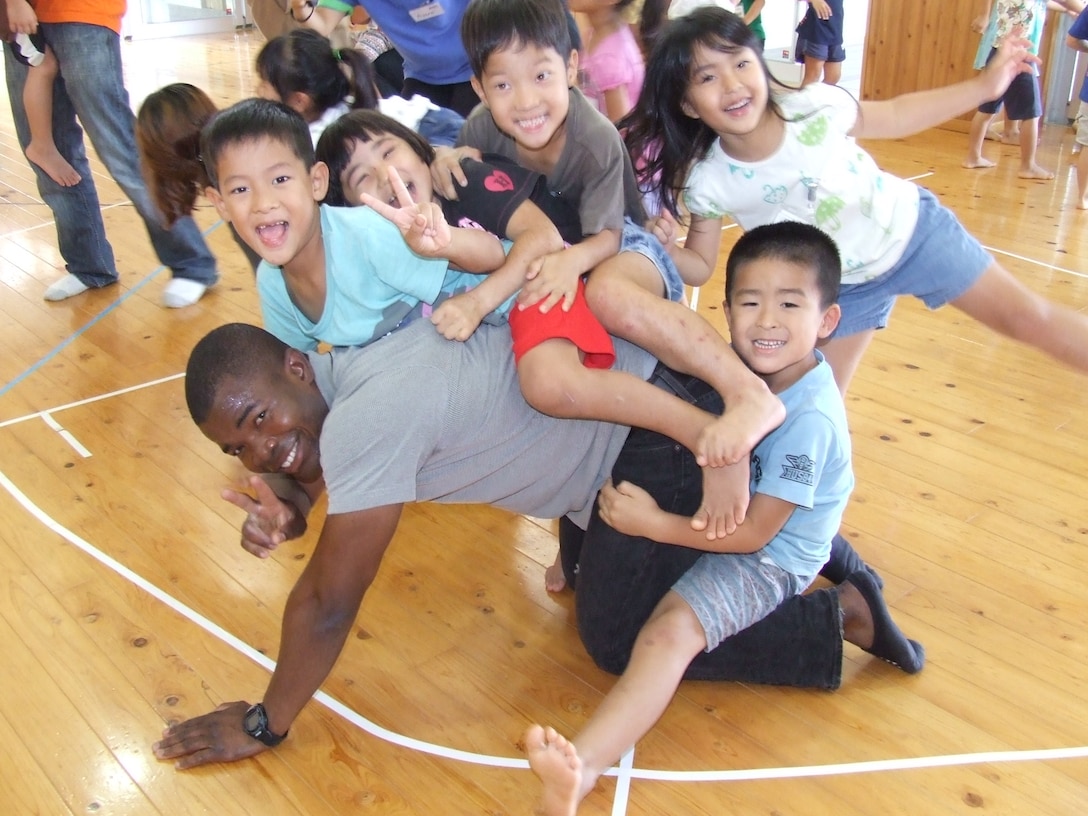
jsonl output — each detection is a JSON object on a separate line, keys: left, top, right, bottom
{"left": 430, "top": 145, "right": 484, "bottom": 200}
{"left": 853, "top": 31, "right": 1039, "bottom": 140}
{"left": 360, "top": 166, "right": 506, "bottom": 272}
{"left": 431, "top": 198, "right": 565, "bottom": 341}
{"left": 518, "top": 228, "right": 622, "bottom": 313}
{"left": 598, "top": 478, "right": 794, "bottom": 553}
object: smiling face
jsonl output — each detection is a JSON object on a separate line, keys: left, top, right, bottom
{"left": 198, "top": 349, "right": 327, "bottom": 484}
{"left": 205, "top": 136, "right": 329, "bottom": 271}
{"left": 338, "top": 132, "right": 435, "bottom": 208}
{"left": 471, "top": 40, "right": 578, "bottom": 168}
{"left": 681, "top": 42, "right": 780, "bottom": 162}
{"left": 725, "top": 257, "right": 841, "bottom": 393}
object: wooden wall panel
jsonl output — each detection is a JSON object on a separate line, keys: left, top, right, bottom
{"left": 862, "top": 0, "right": 1063, "bottom": 130}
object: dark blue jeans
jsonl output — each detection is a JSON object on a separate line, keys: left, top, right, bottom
{"left": 571, "top": 366, "right": 844, "bottom": 690}
{"left": 3, "top": 23, "right": 217, "bottom": 288}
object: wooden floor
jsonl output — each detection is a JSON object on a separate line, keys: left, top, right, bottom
{"left": 2, "top": 30, "right": 1088, "bottom": 815}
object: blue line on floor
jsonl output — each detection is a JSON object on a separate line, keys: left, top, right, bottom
{"left": 0, "top": 220, "right": 223, "bottom": 401}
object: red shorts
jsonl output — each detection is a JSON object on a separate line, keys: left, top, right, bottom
{"left": 509, "top": 279, "right": 615, "bottom": 369}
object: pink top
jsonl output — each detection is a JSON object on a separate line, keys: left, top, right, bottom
{"left": 579, "top": 25, "right": 645, "bottom": 120}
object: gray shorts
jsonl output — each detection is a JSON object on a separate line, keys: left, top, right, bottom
{"left": 673, "top": 551, "right": 815, "bottom": 652}
{"left": 1076, "top": 100, "right": 1088, "bottom": 147}
{"left": 619, "top": 219, "right": 686, "bottom": 303}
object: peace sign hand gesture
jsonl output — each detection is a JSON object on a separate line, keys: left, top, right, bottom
{"left": 359, "top": 166, "right": 453, "bottom": 257}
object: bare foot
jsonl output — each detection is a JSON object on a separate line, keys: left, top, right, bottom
{"left": 690, "top": 460, "right": 748, "bottom": 540}
{"left": 962, "top": 156, "right": 996, "bottom": 169}
{"left": 544, "top": 553, "right": 567, "bottom": 593}
{"left": 695, "top": 386, "right": 785, "bottom": 468}
{"left": 25, "top": 140, "right": 81, "bottom": 186}
{"left": 1018, "top": 164, "right": 1054, "bottom": 180}
{"left": 525, "top": 725, "right": 582, "bottom": 816}
{"left": 1078, "top": 197, "right": 1088, "bottom": 211}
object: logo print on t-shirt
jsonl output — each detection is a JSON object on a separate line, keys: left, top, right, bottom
{"left": 781, "top": 454, "right": 815, "bottom": 486}
{"left": 484, "top": 170, "right": 514, "bottom": 193}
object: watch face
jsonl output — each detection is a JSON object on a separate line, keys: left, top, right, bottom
{"left": 244, "top": 705, "right": 264, "bottom": 734}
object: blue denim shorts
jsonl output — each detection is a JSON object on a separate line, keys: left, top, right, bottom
{"left": 619, "top": 219, "right": 686, "bottom": 303}
{"left": 797, "top": 39, "right": 846, "bottom": 63}
{"left": 834, "top": 188, "right": 993, "bottom": 337}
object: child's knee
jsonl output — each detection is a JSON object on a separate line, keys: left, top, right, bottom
{"left": 518, "top": 357, "right": 582, "bottom": 418}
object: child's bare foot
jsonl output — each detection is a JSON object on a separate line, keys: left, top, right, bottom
{"left": 962, "top": 155, "right": 996, "bottom": 169}
{"left": 695, "top": 386, "right": 784, "bottom": 468}
{"left": 525, "top": 725, "right": 582, "bottom": 816}
{"left": 1018, "top": 164, "right": 1054, "bottom": 180}
{"left": 690, "top": 460, "right": 749, "bottom": 540}
{"left": 25, "top": 140, "right": 81, "bottom": 186}
{"left": 544, "top": 553, "right": 567, "bottom": 593}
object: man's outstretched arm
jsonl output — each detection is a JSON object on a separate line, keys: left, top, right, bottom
{"left": 152, "top": 503, "right": 404, "bottom": 768}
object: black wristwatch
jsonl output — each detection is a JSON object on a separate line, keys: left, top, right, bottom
{"left": 243, "top": 703, "right": 288, "bottom": 747}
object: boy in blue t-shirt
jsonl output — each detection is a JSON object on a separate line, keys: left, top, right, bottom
{"left": 522, "top": 222, "right": 924, "bottom": 815}
{"left": 200, "top": 98, "right": 509, "bottom": 353}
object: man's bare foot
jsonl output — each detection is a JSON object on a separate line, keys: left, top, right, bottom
{"left": 1018, "top": 164, "right": 1054, "bottom": 180}
{"left": 544, "top": 553, "right": 567, "bottom": 593}
{"left": 525, "top": 725, "right": 582, "bottom": 816}
{"left": 962, "top": 156, "right": 996, "bottom": 169}
{"left": 25, "top": 140, "right": 81, "bottom": 186}
{"left": 839, "top": 570, "right": 924, "bottom": 673}
{"left": 695, "top": 386, "right": 784, "bottom": 468}
{"left": 690, "top": 460, "right": 748, "bottom": 539}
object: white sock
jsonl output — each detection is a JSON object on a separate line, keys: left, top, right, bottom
{"left": 43, "top": 273, "right": 90, "bottom": 301}
{"left": 161, "top": 277, "right": 209, "bottom": 308}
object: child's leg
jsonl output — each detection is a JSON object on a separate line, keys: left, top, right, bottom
{"left": 518, "top": 340, "right": 713, "bottom": 450}
{"left": 1016, "top": 117, "right": 1053, "bottom": 180}
{"left": 801, "top": 54, "right": 826, "bottom": 87}
{"left": 526, "top": 592, "right": 706, "bottom": 814}
{"left": 518, "top": 340, "right": 751, "bottom": 539}
{"left": 585, "top": 251, "right": 784, "bottom": 466}
{"left": 963, "top": 109, "right": 997, "bottom": 169}
{"left": 815, "top": 329, "right": 876, "bottom": 396}
{"left": 22, "top": 47, "right": 81, "bottom": 187}
{"left": 949, "top": 261, "right": 1088, "bottom": 373}
{"left": 821, "top": 59, "right": 843, "bottom": 86}
{"left": 1077, "top": 143, "right": 1088, "bottom": 209}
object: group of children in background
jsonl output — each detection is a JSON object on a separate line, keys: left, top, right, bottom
{"left": 121, "top": 0, "right": 1088, "bottom": 813}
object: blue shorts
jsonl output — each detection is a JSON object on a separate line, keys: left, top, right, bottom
{"left": 673, "top": 551, "right": 814, "bottom": 651}
{"left": 834, "top": 188, "right": 993, "bottom": 337}
{"left": 977, "top": 48, "right": 1041, "bottom": 120}
{"left": 619, "top": 219, "right": 686, "bottom": 303}
{"left": 796, "top": 38, "right": 846, "bottom": 64}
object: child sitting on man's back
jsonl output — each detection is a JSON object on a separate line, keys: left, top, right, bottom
{"left": 435, "top": 0, "right": 783, "bottom": 562}
{"left": 200, "top": 98, "right": 508, "bottom": 352}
